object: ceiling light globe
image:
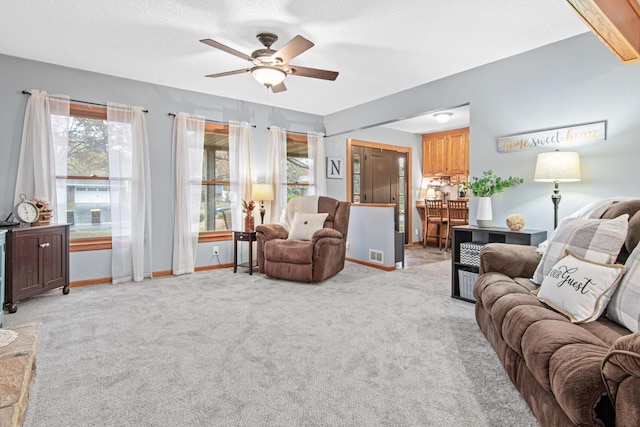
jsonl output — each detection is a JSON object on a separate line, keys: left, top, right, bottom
{"left": 251, "top": 66, "right": 286, "bottom": 87}
{"left": 434, "top": 112, "right": 453, "bottom": 123}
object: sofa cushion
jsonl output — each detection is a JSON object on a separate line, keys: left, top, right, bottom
{"left": 287, "top": 212, "right": 328, "bottom": 241}
{"left": 608, "top": 244, "right": 640, "bottom": 332}
{"left": 537, "top": 251, "right": 625, "bottom": 323}
{"left": 532, "top": 215, "right": 628, "bottom": 284}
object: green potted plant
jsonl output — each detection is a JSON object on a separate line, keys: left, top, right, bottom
{"left": 457, "top": 184, "right": 467, "bottom": 198}
{"left": 461, "top": 170, "right": 524, "bottom": 227}
{"left": 461, "top": 170, "right": 524, "bottom": 197}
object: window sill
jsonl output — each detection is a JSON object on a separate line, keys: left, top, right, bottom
{"left": 70, "top": 237, "right": 112, "bottom": 252}
{"left": 69, "top": 232, "right": 233, "bottom": 252}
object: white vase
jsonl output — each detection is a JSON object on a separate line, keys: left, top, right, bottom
{"left": 476, "top": 197, "right": 493, "bottom": 228}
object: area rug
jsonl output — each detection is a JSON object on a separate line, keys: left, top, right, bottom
{"left": 4, "top": 261, "right": 538, "bottom": 427}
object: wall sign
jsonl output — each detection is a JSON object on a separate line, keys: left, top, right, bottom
{"left": 326, "top": 157, "right": 344, "bottom": 179}
{"left": 497, "top": 121, "right": 607, "bottom": 153}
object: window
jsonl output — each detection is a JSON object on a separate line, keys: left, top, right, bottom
{"left": 286, "top": 133, "right": 310, "bottom": 200}
{"left": 60, "top": 104, "right": 111, "bottom": 242}
{"left": 200, "top": 122, "right": 231, "bottom": 233}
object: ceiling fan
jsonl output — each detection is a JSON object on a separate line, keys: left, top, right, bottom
{"left": 200, "top": 33, "right": 339, "bottom": 93}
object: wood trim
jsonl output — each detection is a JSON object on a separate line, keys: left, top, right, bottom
{"left": 69, "top": 265, "right": 233, "bottom": 287}
{"left": 195, "top": 263, "right": 234, "bottom": 272}
{"left": 286, "top": 133, "right": 307, "bottom": 144}
{"left": 204, "top": 122, "right": 229, "bottom": 134}
{"left": 346, "top": 138, "right": 414, "bottom": 245}
{"left": 198, "top": 231, "right": 232, "bottom": 243}
{"left": 153, "top": 270, "right": 173, "bottom": 277}
{"left": 566, "top": 0, "right": 640, "bottom": 63}
{"left": 69, "top": 277, "right": 112, "bottom": 287}
{"left": 70, "top": 237, "right": 112, "bottom": 252}
{"left": 70, "top": 103, "right": 107, "bottom": 120}
{"left": 351, "top": 203, "right": 396, "bottom": 208}
{"left": 346, "top": 258, "right": 396, "bottom": 271}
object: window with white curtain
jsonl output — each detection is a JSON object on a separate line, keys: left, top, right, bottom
{"left": 55, "top": 103, "right": 112, "bottom": 241}
{"left": 286, "top": 134, "right": 311, "bottom": 201}
{"left": 200, "top": 122, "right": 232, "bottom": 232}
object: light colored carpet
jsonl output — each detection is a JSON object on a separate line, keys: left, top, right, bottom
{"left": 4, "top": 261, "right": 538, "bottom": 427}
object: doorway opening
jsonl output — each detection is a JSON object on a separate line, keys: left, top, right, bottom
{"left": 346, "top": 138, "right": 412, "bottom": 244}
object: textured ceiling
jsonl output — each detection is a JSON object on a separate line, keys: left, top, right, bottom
{"left": 0, "top": 1, "right": 588, "bottom": 117}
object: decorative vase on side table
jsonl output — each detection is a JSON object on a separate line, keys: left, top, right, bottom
{"left": 476, "top": 197, "right": 493, "bottom": 228}
{"left": 244, "top": 212, "right": 255, "bottom": 232}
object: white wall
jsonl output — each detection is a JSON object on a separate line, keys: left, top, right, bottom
{"left": 3, "top": 32, "right": 640, "bottom": 282}
{"left": 0, "top": 54, "right": 324, "bottom": 281}
{"left": 346, "top": 205, "right": 395, "bottom": 269}
{"left": 325, "top": 33, "right": 640, "bottom": 234}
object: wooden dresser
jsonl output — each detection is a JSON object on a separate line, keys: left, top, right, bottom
{"left": 3, "top": 224, "right": 69, "bottom": 313}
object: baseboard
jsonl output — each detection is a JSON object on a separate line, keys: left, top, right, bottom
{"left": 69, "top": 264, "right": 234, "bottom": 287}
{"left": 346, "top": 257, "right": 396, "bottom": 271}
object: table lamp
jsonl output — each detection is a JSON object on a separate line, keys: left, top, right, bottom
{"left": 252, "top": 183, "right": 274, "bottom": 224}
{"left": 534, "top": 150, "right": 581, "bottom": 229}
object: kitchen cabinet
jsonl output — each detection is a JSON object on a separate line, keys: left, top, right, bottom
{"left": 422, "top": 127, "right": 469, "bottom": 177}
{"left": 3, "top": 224, "right": 69, "bottom": 313}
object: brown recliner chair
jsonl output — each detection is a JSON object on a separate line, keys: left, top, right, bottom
{"left": 256, "top": 196, "right": 351, "bottom": 282}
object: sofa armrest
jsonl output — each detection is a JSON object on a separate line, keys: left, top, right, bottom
{"left": 256, "top": 223, "right": 288, "bottom": 241}
{"left": 312, "top": 228, "right": 343, "bottom": 243}
{"left": 479, "top": 243, "right": 541, "bottom": 278}
{"left": 602, "top": 333, "right": 640, "bottom": 423}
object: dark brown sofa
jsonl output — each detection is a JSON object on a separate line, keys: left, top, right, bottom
{"left": 256, "top": 196, "right": 350, "bottom": 282}
{"left": 474, "top": 200, "right": 640, "bottom": 427}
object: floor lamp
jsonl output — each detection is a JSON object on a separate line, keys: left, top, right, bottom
{"left": 252, "top": 183, "right": 274, "bottom": 224}
{"left": 534, "top": 150, "right": 581, "bottom": 229}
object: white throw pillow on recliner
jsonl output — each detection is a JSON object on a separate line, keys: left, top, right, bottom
{"left": 287, "top": 212, "right": 329, "bottom": 241}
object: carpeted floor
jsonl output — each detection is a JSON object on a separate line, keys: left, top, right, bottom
{"left": 4, "top": 260, "right": 538, "bottom": 427}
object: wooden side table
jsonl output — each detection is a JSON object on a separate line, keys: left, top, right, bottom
{"left": 233, "top": 230, "right": 257, "bottom": 275}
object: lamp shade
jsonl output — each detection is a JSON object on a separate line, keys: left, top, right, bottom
{"left": 252, "top": 183, "right": 274, "bottom": 201}
{"left": 534, "top": 151, "right": 581, "bottom": 182}
{"left": 251, "top": 67, "right": 286, "bottom": 87}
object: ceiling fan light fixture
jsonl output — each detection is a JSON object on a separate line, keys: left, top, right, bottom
{"left": 434, "top": 112, "right": 453, "bottom": 123}
{"left": 251, "top": 66, "right": 286, "bottom": 87}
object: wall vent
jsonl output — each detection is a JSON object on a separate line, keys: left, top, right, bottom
{"left": 369, "top": 249, "right": 384, "bottom": 264}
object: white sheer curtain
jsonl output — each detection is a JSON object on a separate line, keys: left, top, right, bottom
{"left": 307, "top": 131, "right": 326, "bottom": 196}
{"left": 15, "top": 89, "right": 69, "bottom": 222}
{"left": 108, "top": 102, "right": 152, "bottom": 283}
{"left": 265, "top": 126, "right": 287, "bottom": 223}
{"left": 172, "top": 113, "right": 205, "bottom": 275}
{"left": 229, "top": 121, "right": 255, "bottom": 229}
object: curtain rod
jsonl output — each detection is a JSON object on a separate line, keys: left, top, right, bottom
{"left": 267, "top": 126, "right": 315, "bottom": 136}
{"left": 167, "top": 112, "right": 256, "bottom": 128}
{"left": 22, "top": 90, "right": 149, "bottom": 113}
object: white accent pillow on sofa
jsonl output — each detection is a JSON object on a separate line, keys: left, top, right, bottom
{"left": 532, "top": 215, "right": 628, "bottom": 285}
{"left": 537, "top": 251, "right": 625, "bottom": 323}
{"left": 287, "top": 212, "right": 328, "bottom": 241}
{"left": 608, "top": 244, "right": 640, "bottom": 332}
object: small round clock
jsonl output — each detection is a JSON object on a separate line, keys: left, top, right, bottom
{"left": 14, "top": 194, "right": 40, "bottom": 224}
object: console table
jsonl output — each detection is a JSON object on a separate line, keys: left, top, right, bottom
{"left": 451, "top": 225, "right": 547, "bottom": 303}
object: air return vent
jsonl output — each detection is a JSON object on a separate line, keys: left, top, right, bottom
{"left": 369, "top": 249, "right": 384, "bottom": 264}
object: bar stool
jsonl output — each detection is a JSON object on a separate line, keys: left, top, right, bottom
{"left": 424, "top": 199, "right": 448, "bottom": 250}
{"left": 445, "top": 200, "right": 469, "bottom": 250}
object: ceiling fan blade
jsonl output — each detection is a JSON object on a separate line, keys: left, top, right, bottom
{"left": 271, "top": 82, "right": 287, "bottom": 93}
{"left": 200, "top": 39, "right": 252, "bottom": 61}
{"left": 271, "top": 35, "right": 314, "bottom": 63}
{"left": 205, "top": 69, "right": 251, "bottom": 78}
{"left": 289, "top": 65, "right": 339, "bottom": 81}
